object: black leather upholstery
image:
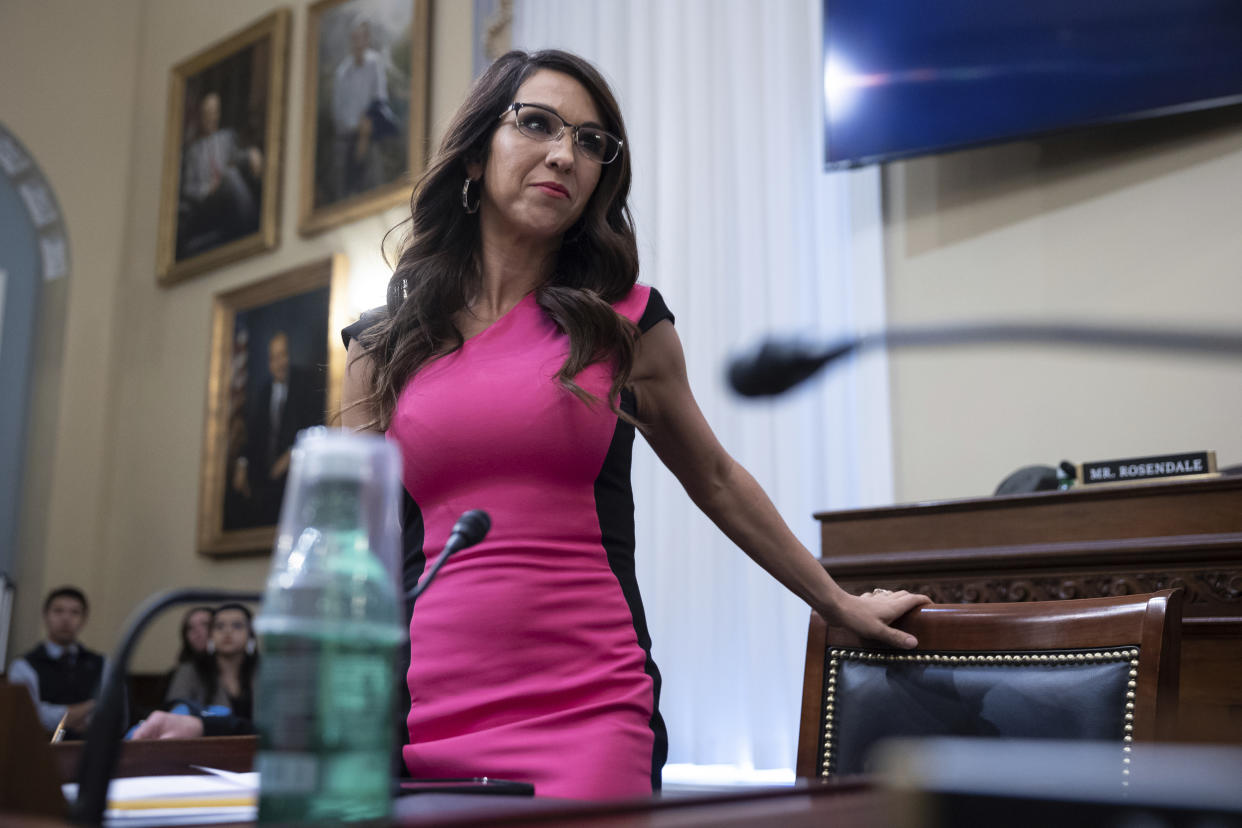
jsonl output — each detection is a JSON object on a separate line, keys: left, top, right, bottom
{"left": 822, "top": 647, "right": 1136, "bottom": 776}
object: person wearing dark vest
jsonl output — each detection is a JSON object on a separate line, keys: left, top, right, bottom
{"left": 6, "top": 586, "right": 105, "bottom": 739}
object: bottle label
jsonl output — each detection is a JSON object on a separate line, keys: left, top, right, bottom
{"left": 256, "top": 752, "right": 318, "bottom": 795}
{"left": 318, "top": 651, "right": 393, "bottom": 745}
{"left": 256, "top": 633, "right": 397, "bottom": 822}
{"left": 257, "top": 638, "right": 320, "bottom": 752}
{"left": 258, "top": 635, "right": 397, "bottom": 747}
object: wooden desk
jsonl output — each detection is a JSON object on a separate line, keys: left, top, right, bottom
{"left": 51, "top": 735, "right": 255, "bottom": 782}
{"left": 815, "top": 476, "right": 1242, "bottom": 743}
{"left": 389, "top": 780, "right": 884, "bottom": 827}
{"left": 36, "top": 736, "right": 887, "bottom": 828}
{"left": 3, "top": 787, "right": 887, "bottom": 828}
{"left": 26, "top": 738, "right": 1242, "bottom": 826}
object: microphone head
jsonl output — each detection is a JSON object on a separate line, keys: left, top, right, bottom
{"left": 728, "top": 340, "right": 852, "bottom": 397}
{"left": 450, "top": 509, "right": 491, "bottom": 549}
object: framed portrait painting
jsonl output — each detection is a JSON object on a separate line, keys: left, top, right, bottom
{"left": 298, "top": 0, "right": 430, "bottom": 236}
{"left": 157, "top": 9, "right": 291, "bottom": 285}
{"left": 198, "top": 255, "right": 349, "bottom": 556}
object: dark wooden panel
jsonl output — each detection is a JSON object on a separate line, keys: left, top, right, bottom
{"left": 51, "top": 735, "right": 255, "bottom": 783}
{"left": 0, "top": 684, "right": 67, "bottom": 818}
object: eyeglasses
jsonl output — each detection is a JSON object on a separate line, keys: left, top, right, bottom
{"left": 500, "top": 102, "right": 624, "bottom": 165}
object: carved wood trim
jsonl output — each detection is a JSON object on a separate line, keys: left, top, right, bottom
{"left": 840, "top": 569, "right": 1242, "bottom": 610}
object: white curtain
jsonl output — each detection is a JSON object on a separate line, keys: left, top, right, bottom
{"left": 512, "top": 0, "right": 893, "bottom": 776}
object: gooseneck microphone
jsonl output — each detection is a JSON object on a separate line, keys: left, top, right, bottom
{"left": 74, "top": 587, "right": 263, "bottom": 825}
{"left": 728, "top": 322, "right": 1242, "bottom": 397}
{"left": 728, "top": 340, "right": 856, "bottom": 397}
{"left": 406, "top": 509, "right": 491, "bottom": 602}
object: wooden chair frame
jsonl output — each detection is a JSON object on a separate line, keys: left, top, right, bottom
{"left": 796, "top": 589, "right": 1183, "bottom": 779}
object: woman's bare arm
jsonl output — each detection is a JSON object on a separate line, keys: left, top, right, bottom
{"left": 630, "top": 320, "right": 929, "bottom": 648}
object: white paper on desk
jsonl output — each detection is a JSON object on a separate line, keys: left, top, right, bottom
{"left": 63, "top": 772, "right": 258, "bottom": 825}
{"left": 101, "top": 806, "right": 256, "bottom": 827}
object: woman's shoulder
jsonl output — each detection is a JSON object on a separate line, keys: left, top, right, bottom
{"left": 341, "top": 306, "right": 388, "bottom": 349}
{"left": 165, "top": 660, "right": 207, "bottom": 702}
{"left": 613, "top": 283, "right": 675, "bottom": 333}
{"left": 169, "top": 661, "right": 199, "bottom": 681}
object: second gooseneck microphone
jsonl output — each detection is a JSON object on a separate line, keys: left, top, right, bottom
{"left": 406, "top": 509, "right": 491, "bottom": 601}
{"left": 728, "top": 323, "right": 1242, "bottom": 398}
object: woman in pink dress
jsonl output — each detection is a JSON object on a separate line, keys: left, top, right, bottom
{"left": 341, "top": 49, "right": 929, "bottom": 799}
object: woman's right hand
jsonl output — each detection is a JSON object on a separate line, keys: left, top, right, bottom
{"left": 821, "top": 588, "right": 932, "bottom": 649}
{"left": 130, "top": 711, "right": 205, "bottom": 740}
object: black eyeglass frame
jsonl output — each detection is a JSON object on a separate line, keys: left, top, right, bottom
{"left": 498, "top": 101, "right": 625, "bottom": 165}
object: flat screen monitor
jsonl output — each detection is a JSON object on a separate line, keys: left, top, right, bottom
{"left": 823, "top": 0, "right": 1242, "bottom": 168}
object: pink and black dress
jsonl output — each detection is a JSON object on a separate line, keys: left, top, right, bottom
{"left": 343, "top": 283, "right": 672, "bottom": 799}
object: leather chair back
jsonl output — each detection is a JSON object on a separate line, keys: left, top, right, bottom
{"left": 796, "top": 590, "right": 1183, "bottom": 779}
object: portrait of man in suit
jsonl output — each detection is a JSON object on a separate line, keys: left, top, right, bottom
{"left": 229, "top": 330, "right": 322, "bottom": 527}
{"left": 177, "top": 89, "right": 264, "bottom": 259}
{"left": 156, "top": 10, "right": 289, "bottom": 285}
{"left": 221, "top": 284, "right": 330, "bottom": 532}
{"left": 174, "top": 40, "right": 271, "bottom": 262}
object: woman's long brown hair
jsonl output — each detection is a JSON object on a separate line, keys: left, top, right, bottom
{"left": 353, "top": 50, "right": 640, "bottom": 432}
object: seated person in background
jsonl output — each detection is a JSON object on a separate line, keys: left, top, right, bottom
{"left": 134, "top": 603, "right": 259, "bottom": 740}
{"left": 127, "top": 605, "right": 215, "bottom": 717}
{"left": 7, "top": 586, "right": 105, "bottom": 739}
{"left": 164, "top": 603, "right": 258, "bottom": 719}
{"left": 176, "top": 606, "right": 214, "bottom": 667}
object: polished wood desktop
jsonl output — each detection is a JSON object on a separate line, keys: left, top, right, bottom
{"left": 36, "top": 736, "right": 888, "bottom": 827}
{"left": 816, "top": 475, "right": 1242, "bottom": 743}
{"left": 19, "top": 735, "right": 1242, "bottom": 827}
{"left": 33, "top": 736, "right": 1241, "bottom": 826}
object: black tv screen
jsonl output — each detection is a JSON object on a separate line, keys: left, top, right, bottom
{"left": 823, "top": 0, "right": 1242, "bottom": 168}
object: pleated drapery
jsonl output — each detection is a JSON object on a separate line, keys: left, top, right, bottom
{"left": 511, "top": 0, "right": 893, "bottom": 778}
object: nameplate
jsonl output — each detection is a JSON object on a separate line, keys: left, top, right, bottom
{"left": 1080, "top": 451, "right": 1217, "bottom": 485}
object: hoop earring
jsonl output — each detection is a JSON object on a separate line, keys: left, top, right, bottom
{"left": 461, "top": 177, "right": 481, "bottom": 214}
{"left": 245, "top": 639, "right": 256, "bottom": 656}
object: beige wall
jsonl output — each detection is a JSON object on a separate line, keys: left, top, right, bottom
{"left": 883, "top": 109, "right": 1242, "bottom": 503}
{"left": 2, "top": 0, "right": 143, "bottom": 665}
{"left": 6, "top": 0, "right": 1240, "bottom": 670}
{"left": 3, "top": 0, "right": 473, "bottom": 671}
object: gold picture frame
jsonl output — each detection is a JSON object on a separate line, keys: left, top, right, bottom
{"left": 198, "top": 255, "right": 350, "bottom": 557}
{"left": 298, "top": 0, "right": 430, "bottom": 236}
{"left": 157, "top": 9, "right": 291, "bottom": 285}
